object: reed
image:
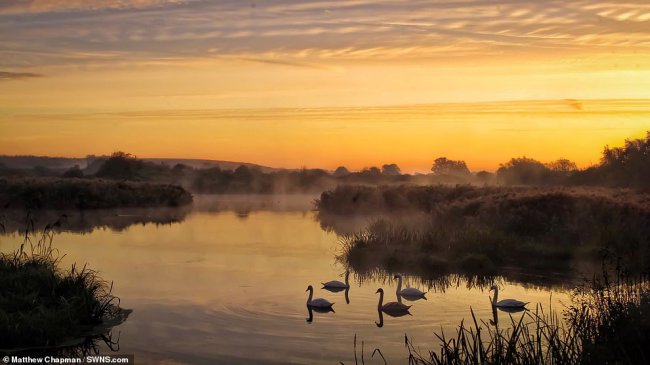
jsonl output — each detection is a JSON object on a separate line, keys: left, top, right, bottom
{"left": 0, "top": 223, "right": 128, "bottom": 352}
{"left": 404, "top": 270, "right": 650, "bottom": 365}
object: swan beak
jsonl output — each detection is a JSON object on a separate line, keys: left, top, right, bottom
{"left": 375, "top": 289, "right": 380, "bottom": 293}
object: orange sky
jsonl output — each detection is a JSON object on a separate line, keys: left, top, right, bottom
{"left": 1, "top": 1, "right": 649, "bottom": 171}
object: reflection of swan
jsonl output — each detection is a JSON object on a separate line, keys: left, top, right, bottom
{"left": 322, "top": 271, "right": 350, "bottom": 289}
{"left": 306, "top": 285, "right": 335, "bottom": 309}
{"left": 306, "top": 304, "right": 334, "bottom": 323}
{"left": 490, "top": 298, "right": 527, "bottom": 327}
{"left": 489, "top": 285, "right": 529, "bottom": 308}
{"left": 394, "top": 274, "right": 426, "bottom": 300}
{"left": 376, "top": 288, "right": 411, "bottom": 316}
{"left": 375, "top": 309, "right": 384, "bottom": 327}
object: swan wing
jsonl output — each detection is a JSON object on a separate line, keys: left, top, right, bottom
{"left": 322, "top": 280, "right": 348, "bottom": 288}
{"left": 496, "top": 299, "right": 528, "bottom": 308}
{"left": 400, "top": 288, "right": 426, "bottom": 297}
{"left": 309, "top": 298, "right": 334, "bottom": 308}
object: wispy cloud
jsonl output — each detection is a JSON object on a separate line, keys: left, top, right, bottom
{"left": 0, "top": 0, "right": 648, "bottom": 71}
{"left": 0, "top": 70, "right": 42, "bottom": 80}
{"left": 0, "top": 0, "right": 189, "bottom": 14}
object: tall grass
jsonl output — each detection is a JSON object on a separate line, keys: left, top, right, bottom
{"left": 329, "top": 185, "right": 650, "bottom": 279}
{"left": 0, "top": 223, "right": 128, "bottom": 352}
{"left": 404, "top": 270, "right": 650, "bottom": 365}
{"left": 343, "top": 268, "right": 650, "bottom": 365}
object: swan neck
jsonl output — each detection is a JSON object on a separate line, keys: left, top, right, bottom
{"left": 396, "top": 276, "right": 402, "bottom": 293}
{"left": 307, "top": 288, "right": 313, "bottom": 304}
{"left": 377, "top": 291, "right": 383, "bottom": 309}
{"left": 492, "top": 288, "right": 498, "bottom": 305}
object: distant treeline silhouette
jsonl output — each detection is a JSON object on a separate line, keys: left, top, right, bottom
{"left": 0, "top": 131, "right": 648, "bottom": 192}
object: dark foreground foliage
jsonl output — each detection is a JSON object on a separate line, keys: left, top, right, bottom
{"left": 0, "top": 177, "right": 193, "bottom": 209}
{"left": 0, "top": 228, "right": 129, "bottom": 352}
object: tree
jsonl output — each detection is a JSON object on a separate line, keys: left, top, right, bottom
{"left": 381, "top": 163, "right": 401, "bottom": 176}
{"left": 62, "top": 165, "right": 83, "bottom": 178}
{"left": 497, "top": 157, "right": 550, "bottom": 185}
{"left": 431, "top": 157, "right": 470, "bottom": 176}
{"left": 359, "top": 166, "right": 381, "bottom": 177}
{"left": 546, "top": 159, "right": 577, "bottom": 173}
{"left": 475, "top": 170, "right": 494, "bottom": 184}
{"left": 333, "top": 166, "right": 350, "bottom": 177}
{"left": 95, "top": 151, "right": 143, "bottom": 180}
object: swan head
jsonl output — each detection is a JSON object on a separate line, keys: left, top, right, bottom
{"left": 489, "top": 285, "right": 498, "bottom": 292}
{"left": 306, "top": 285, "right": 313, "bottom": 292}
{"left": 375, "top": 288, "right": 383, "bottom": 294}
{"left": 393, "top": 274, "right": 402, "bottom": 279}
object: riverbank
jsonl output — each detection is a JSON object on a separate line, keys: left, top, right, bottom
{"left": 0, "top": 177, "right": 193, "bottom": 209}
{"left": 318, "top": 185, "right": 650, "bottom": 278}
{"left": 0, "top": 229, "right": 129, "bottom": 353}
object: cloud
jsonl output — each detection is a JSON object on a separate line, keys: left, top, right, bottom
{"left": 0, "top": 70, "right": 43, "bottom": 80}
{"left": 0, "top": 0, "right": 648, "bottom": 70}
{"left": 0, "top": 0, "right": 189, "bottom": 14}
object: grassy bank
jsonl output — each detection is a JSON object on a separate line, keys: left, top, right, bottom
{"left": 0, "top": 228, "right": 129, "bottom": 352}
{"left": 319, "top": 185, "right": 650, "bottom": 278}
{"left": 0, "top": 177, "right": 193, "bottom": 209}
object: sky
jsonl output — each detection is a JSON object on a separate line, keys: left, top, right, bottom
{"left": 1, "top": 0, "right": 649, "bottom": 171}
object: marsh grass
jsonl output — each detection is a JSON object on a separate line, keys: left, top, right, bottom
{"left": 404, "top": 270, "right": 650, "bottom": 365}
{"left": 0, "top": 221, "right": 128, "bottom": 352}
{"left": 0, "top": 177, "right": 193, "bottom": 209}
{"left": 343, "top": 268, "right": 649, "bottom": 365}
{"left": 330, "top": 185, "right": 650, "bottom": 280}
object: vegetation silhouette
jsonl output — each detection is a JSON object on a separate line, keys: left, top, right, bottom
{"left": 0, "top": 222, "right": 130, "bottom": 353}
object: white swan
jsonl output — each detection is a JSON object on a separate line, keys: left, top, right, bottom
{"left": 394, "top": 274, "right": 426, "bottom": 300}
{"left": 322, "top": 271, "right": 349, "bottom": 289}
{"left": 306, "top": 285, "right": 334, "bottom": 308}
{"left": 376, "top": 288, "right": 411, "bottom": 315}
{"left": 489, "top": 285, "right": 528, "bottom": 308}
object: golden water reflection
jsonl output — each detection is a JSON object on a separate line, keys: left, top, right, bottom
{"left": 0, "top": 198, "right": 571, "bottom": 364}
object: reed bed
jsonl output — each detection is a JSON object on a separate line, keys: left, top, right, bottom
{"left": 343, "top": 269, "right": 649, "bottom": 365}
{"left": 0, "top": 223, "right": 127, "bottom": 352}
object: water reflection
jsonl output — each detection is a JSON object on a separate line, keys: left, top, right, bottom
{"left": 322, "top": 271, "right": 351, "bottom": 304}
{"left": 0, "top": 197, "right": 572, "bottom": 364}
{"left": 0, "top": 207, "right": 190, "bottom": 235}
{"left": 306, "top": 305, "right": 335, "bottom": 323}
{"left": 490, "top": 303, "right": 527, "bottom": 328}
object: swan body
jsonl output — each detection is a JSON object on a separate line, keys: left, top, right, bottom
{"left": 490, "top": 285, "right": 528, "bottom": 308}
{"left": 376, "top": 288, "right": 411, "bottom": 315}
{"left": 322, "top": 271, "right": 350, "bottom": 289}
{"left": 306, "top": 285, "right": 334, "bottom": 308}
{"left": 394, "top": 274, "right": 426, "bottom": 300}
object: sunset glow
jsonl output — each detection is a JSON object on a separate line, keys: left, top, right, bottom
{"left": 1, "top": 0, "right": 649, "bottom": 170}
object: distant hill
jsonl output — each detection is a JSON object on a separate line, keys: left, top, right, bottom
{"left": 0, "top": 155, "right": 283, "bottom": 173}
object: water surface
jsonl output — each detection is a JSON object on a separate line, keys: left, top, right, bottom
{"left": 0, "top": 195, "right": 571, "bottom": 364}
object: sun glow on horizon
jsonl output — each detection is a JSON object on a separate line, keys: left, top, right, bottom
{"left": 1, "top": 1, "right": 649, "bottom": 169}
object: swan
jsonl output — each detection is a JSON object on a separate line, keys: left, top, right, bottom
{"left": 394, "top": 274, "right": 426, "bottom": 300}
{"left": 306, "top": 285, "right": 334, "bottom": 308}
{"left": 376, "top": 288, "right": 411, "bottom": 315}
{"left": 489, "top": 285, "right": 528, "bottom": 308}
{"left": 322, "top": 271, "right": 350, "bottom": 290}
